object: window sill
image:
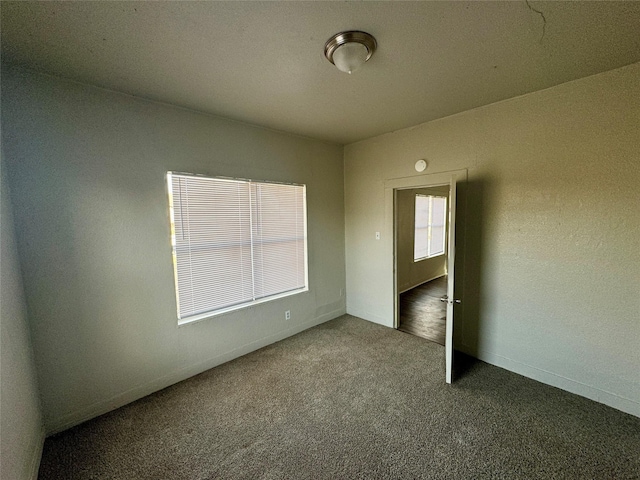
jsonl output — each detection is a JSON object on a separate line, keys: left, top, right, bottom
{"left": 414, "top": 252, "right": 445, "bottom": 263}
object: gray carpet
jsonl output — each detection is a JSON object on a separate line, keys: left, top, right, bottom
{"left": 39, "top": 315, "right": 640, "bottom": 479}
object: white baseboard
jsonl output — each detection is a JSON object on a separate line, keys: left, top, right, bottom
{"left": 45, "top": 308, "right": 345, "bottom": 435}
{"left": 458, "top": 345, "right": 640, "bottom": 418}
{"left": 398, "top": 273, "right": 446, "bottom": 295}
{"left": 345, "top": 306, "right": 392, "bottom": 328}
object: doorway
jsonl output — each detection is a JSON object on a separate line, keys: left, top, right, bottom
{"left": 395, "top": 185, "right": 450, "bottom": 346}
{"left": 385, "top": 169, "right": 465, "bottom": 383}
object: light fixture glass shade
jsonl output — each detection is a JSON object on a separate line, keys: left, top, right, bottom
{"left": 332, "top": 42, "right": 369, "bottom": 74}
{"left": 324, "top": 31, "right": 377, "bottom": 74}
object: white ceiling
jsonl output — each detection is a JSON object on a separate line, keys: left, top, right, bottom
{"left": 2, "top": 1, "right": 640, "bottom": 145}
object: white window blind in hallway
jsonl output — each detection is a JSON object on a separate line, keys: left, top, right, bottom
{"left": 414, "top": 194, "right": 447, "bottom": 261}
{"left": 168, "top": 173, "right": 307, "bottom": 321}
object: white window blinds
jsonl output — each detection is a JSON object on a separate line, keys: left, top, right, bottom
{"left": 414, "top": 195, "right": 447, "bottom": 261}
{"left": 168, "top": 173, "right": 307, "bottom": 320}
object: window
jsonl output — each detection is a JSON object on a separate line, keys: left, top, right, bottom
{"left": 167, "top": 172, "right": 307, "bottom": 322}
{"left": 414, "top": 194, "right": 447, "bottom": 261}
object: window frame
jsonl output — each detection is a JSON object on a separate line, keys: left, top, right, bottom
{"left": 413, "top": 194, "right": 447, "bottom": 262}
{"left": 167, "top": 171, "right": 309, "bottom": 325}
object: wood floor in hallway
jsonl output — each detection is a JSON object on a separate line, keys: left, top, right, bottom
{"left": 399, "top": 275, "right": 447, "bottom": 345}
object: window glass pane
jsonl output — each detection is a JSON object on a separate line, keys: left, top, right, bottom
{"left": 428, "top": 197, "right": 447, "bottom": 257}
{"left": 252, "top": 182, "right": 306, "bottom": 299}
{"left": 414, "top": 195, "right": 430, "bottom": 260}
{"left": 170, "top": 175, "right": 253, "bottom": 318}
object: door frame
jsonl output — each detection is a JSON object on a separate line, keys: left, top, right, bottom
{"left": 384, "top": 169, "right": 467, "bottom": 378}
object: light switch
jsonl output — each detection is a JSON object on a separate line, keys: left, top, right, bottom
{"left": 375, "top": 232, "right": 381, "bottom": 240}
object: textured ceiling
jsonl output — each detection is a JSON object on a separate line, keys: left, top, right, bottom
{"left": 2, "top": 1, "right": 640, "bottom": 144}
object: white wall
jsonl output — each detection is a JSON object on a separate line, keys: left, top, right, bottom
{"left": 396, "top": 186, "right": 449, "bottom": 293}
{"left": 1, "top": 69, "right": 346, "bottom": 433}
{"left": 345, "top": 62, "right": 640, "bottom": 417}
{"left": 1, "top": 148, "right": 44, "bottom": 478}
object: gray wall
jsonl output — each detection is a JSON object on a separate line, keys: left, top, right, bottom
{"left": 1, "top": 149, "right": 44, "bottom": 478}
{"left": 1, "top": 69, "right": 346, "bottom": 433}
{"left": 345, "top": 62, "right": 640, "bottom": 416}
{"left": 396, "top": 186, "right": 449, "bottom": 293}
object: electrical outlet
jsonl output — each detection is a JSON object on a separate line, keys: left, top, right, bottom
{"left": 285, "top": 310, "right": 291, "bottom": 321}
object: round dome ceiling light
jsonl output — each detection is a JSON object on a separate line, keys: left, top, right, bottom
{"left": 324, "top": 31, "right": 377, "bottom": 74}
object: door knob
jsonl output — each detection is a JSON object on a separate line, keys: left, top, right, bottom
{"left": 440, "top": 296, "right": 462, "bottom": 304}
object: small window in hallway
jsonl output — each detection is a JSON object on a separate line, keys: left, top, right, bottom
{"left": 414, "top": 194, "right": 447, "bottom": 261}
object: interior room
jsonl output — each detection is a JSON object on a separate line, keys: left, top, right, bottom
{"left": 1, "top": 2, "right": 639, "bottom": 479}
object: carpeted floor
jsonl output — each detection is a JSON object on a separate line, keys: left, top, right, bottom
{"left": 39, "top": 315, "right": 640, "bottom": 479}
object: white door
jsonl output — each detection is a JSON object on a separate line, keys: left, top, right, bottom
{"left": 444, "top": 178, "right": 458, "bottom": 384}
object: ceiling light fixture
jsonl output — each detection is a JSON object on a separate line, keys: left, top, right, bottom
{"left": 324, "top": 31, "right": 377, "bottom": 74}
